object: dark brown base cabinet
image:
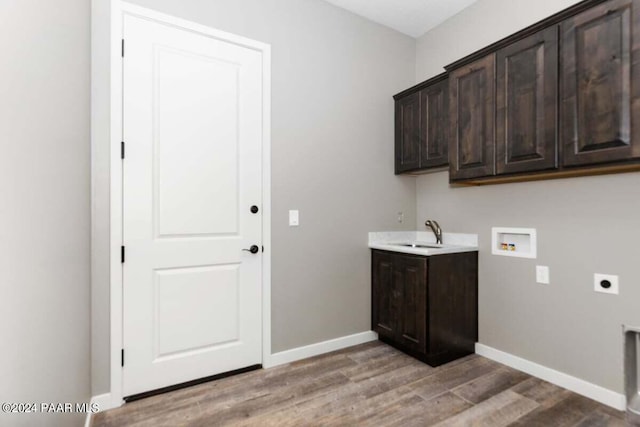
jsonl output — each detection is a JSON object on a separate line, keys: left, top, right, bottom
{"left": 371, "top": 250, "right": 478, "bottom": 367}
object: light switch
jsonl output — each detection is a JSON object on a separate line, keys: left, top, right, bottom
{"left": 289, "top": 210, "right": 299, "bottom": 226}
{"left": 536, "top": 265, "right": 550, "bottom": 284}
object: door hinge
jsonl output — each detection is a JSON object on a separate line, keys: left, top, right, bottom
{"left": 121, "top": 349, "right": 125, "bottom": 367}
{"left": 121, "top": 141, "right": 125, "bottom": 159}
{"left": 121, "top": 246, "right": 125, "bottom": 263}
{"left": 121, "top": 39, "right": 125, "bottom": 57}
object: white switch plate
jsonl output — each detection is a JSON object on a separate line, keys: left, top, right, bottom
{"left": 594, "top": 273, "right": 619, "bottom": 295}
{"left": 289, "top": 210, "right": 299, "bottom": 226}
{"left": 536, "top": 265, "right": 550, "bottom": 284}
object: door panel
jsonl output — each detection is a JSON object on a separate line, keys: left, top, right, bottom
{"left": 156, "top": 47, "right": 240, "bottom": 237}
{"left": 449, "top": 54, "right": 496, "bottom": 180}
{"left": 561, "top": 0, "right": 640, "bottom": 166}
{"left": 420, "top": 80, "right": 449, "bottom": 168}
{"left": 497, "top": 27, "right": 558, "bottom": 174}
{"left": 155, "top": 265, "right": 240, "bottom": 357}
{"left": 123, "top": 14, "right": 263, "bottom": 396}
{"left": 395, "top": 92, "right": 421, "bottom": 173}
{"left": 398, "top": 256, "right": 427, "bottom": 353}
{"left": 428, "top": 253, "right": 478, "bottom": 356}
{"left": 372, "top": 251, "right": 397, "bottom": 340}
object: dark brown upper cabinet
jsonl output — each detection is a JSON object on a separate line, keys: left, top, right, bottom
{"left": 395, "top": 92, "right": 420, "bottom": 173}
{"left": 420, "top": 78, "right": 449, "bottom": 169}
{"left": 394, "top": 73, "right": 449, "bottom": 174}
{"left": 392, "top": 0, "right": 640, "bottom": 184}
{"left": 496, "top": 27, "right": 559, "bottom": 174}
{"left": 449, "top": 54, "right": 496, "bottom": 181}
{"left": 561, "top": 0, "right": 640, "bottom": 167}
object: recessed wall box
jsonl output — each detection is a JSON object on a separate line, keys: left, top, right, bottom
{"left": 491, "top": 227, "right": 537, "bottom": 259}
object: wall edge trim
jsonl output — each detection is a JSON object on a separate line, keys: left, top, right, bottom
{"left": 266, "top": 331, "right": 379, "bottom": 368}
{"left": 84, "top": 393, "right": 116, "bottom": 427}
{"left": 476, "top": 343, "right": 626, "bottom": 410}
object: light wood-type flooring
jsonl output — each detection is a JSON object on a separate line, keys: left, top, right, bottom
{"left": 93, "top": 341, "right": 627, "bottom": 426}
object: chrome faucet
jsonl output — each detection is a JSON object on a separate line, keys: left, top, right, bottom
{"left": 425, "top": 220, "right": 443, "bottom": 244}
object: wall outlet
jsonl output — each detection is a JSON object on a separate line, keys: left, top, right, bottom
{"left": 536, "top": 265, "right": 550, "bottom": 284}
{"left": 289, "top": 210, "right": 299, "bottom": 226}
{"left": 397, "top": 212, "right": 404, "bottom": 223}
{"left": 594, "top": 273, "right": 619, "bottom": 295}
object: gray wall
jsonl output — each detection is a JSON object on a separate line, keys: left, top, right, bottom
{"left": 415, "top": 0, "right": 640, "bottom": 393}
{"left": 0, "top": 1, "right": 91, "bottom": 426}
{"left": 416, "top": 0, "right": 584, "bottom": 79}
{"left": 92, "top": 0, "right": 417, "bottom": 394}
{"left": 91, "top": 0, "right": 112, "bottom": 398}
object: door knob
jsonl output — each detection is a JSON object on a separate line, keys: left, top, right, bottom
{"left": 243, "top": 245, "right": 260, "bottom": 254}
{"left": 250, "top": 205, "right": 259, "bottom": 214}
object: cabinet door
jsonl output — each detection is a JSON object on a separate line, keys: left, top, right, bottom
{"left": 496, "top": 27, "right": 558, "bottom": 174}
{"left": 449, "top": 54, "right": 496, "bottom": 180}
{"left": 561, "top": 0, "right": 640, "bottom": 166}
{"left": 428, "top": 253, "right": 478, "bottom": 357}
{"left": 420, "top": 80, "right": 449, "bottom": 168}
{"left": 371, "top": 251, "right": 400, "bottom": 340}
{"left": 395, "top": 92, "right": 421, "bottom": 173}
{"left": 396, "top": 255, "right": 427, "bottom": 353}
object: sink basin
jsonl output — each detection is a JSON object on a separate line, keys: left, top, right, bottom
{"left": 397, "top": 243, "right": 443, "bottom": 249}
{"left": 368, "top": 232, "right": 478, "bottom": 257}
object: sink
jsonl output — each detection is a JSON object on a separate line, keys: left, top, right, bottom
{"left": 395, "top": 243, "right": 444, "bottom": 249}
{"left": 368, "top": 232, "right": 479, "bottom": 257}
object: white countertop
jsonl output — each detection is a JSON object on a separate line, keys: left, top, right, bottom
{"left": 368, "top": 231, "right": 478, "bottom": 257}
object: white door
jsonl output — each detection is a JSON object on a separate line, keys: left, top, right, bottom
{"left": 122, "top": 13, "right": 263, "bottom": 396}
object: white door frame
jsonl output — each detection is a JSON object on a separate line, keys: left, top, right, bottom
{"left": 106, "top": 1, "right": 271, "bottom": 407}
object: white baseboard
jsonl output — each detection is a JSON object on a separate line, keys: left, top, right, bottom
{"left": 84, "top": 392, "right": 120, "bottom": 427}
{"left": 265, "top": 331, "right": 378, "bottom": 368}
{"left": 475, "top": 343, "right": 626, "bottom": 411}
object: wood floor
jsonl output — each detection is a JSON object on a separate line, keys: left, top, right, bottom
{"left": 93, "top": 341, "right": 627, "bottom": 427}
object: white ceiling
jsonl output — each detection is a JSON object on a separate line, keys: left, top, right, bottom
{"left": 323, "top": 0, "right": 478, "bottom": 38}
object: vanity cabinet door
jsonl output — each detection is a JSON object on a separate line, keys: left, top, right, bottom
{"left": 371, "top": 251, "right": 400, "bottom": 341}
{"left": 561, "top": 0, "right": 640, "bottom": 166}
{"left": 372, "top": 251, "right": 426, "bottom": 348}
{"left": 396, "top": 255, "right": 427, "bottom": 353}
{"left": 496, "top": 27, "right": 558, "bottom": 174}
{"left": 428, "top": 253, "right": 478, "bottom": 358}
{"left": 395, "top": 92, "right": 421, "bottom": 173}
{"left": 449, "top": 54, "right": 496, "bottom": 180}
